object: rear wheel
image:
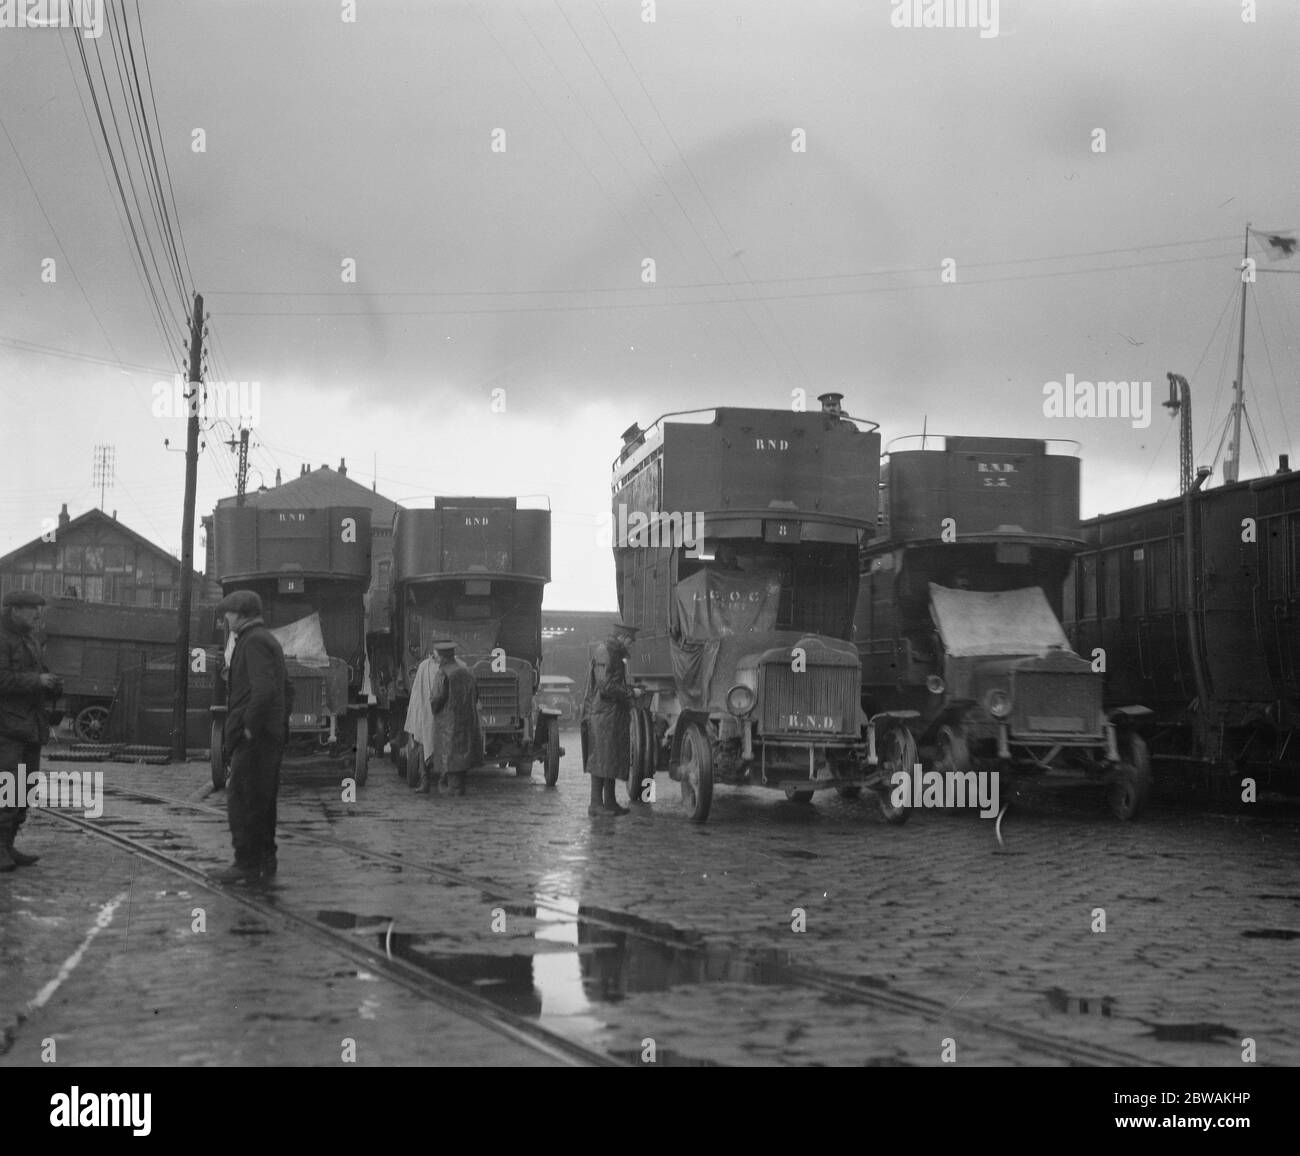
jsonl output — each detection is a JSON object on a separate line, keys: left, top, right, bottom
{"left": 1107, "top": 733, "right": 1151, "bottom": 820}
{"left": 628, "top": 708, "right": 652, "bottom": 804}
{"left": 677, "top": 720, "right": 713, "bottom": 822}
{"left": 874, "top": 722, "right": 916, "bottom": 825}
{"left": 544, "top": 722, "right": 560, "bottom": 787}
{"left": 75, "top": 703, "right": 110, "bottom": 743}
{"left": 933, "top": 723, "right": 970, "bottom": 777}
{"left": 210, "top": 719, "right": 227, "bottom": 790}
{"left": 353, "top": 716, "right": 369, "bottom": 786}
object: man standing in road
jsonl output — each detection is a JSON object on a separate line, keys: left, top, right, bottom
{"left": 428, "top": 639, "right": 482, "bottom": 796}
{"left": 213, "top": 590, "right": 288, "bottom": 882}
{"left": 581, "top": 621, "right": 642, "bottom": 817}
{"left": 0, "top": 590, "right": 61, "bottom": 872}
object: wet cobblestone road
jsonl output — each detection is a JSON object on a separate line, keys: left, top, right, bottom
{"left": 2, "top": 727, "right": 1298, "bottom": 1067}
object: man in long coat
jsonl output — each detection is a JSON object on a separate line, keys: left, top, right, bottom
{"left": 0, "top": 590, "right": 61, "bottom": 871}
{"left": 213, "top": 589, "right": 288, "bottom": 882}
{"left": 581, "top": 621, "right": 641, "bottom": 817}
{"left": 428, "top": 639, "right": 482, "bottom": 796}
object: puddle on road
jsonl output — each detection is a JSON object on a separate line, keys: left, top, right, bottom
{"left": 1144, "top": 1022, "right": 1237, "bottom": 1044}
{"left": 1044, "top": 987, "right": 1115, "bottom": 1017}
{"left": 1240, "top": 928, "right": 1300, "bottom": 940}
{"left": 312, "top": 901, "right": 803, "bottom": 1053}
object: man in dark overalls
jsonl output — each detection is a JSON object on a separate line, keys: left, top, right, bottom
{"left": 428, "top": 639, "right": 482, "bottom": 796}
{"left": 213, "top": 590, "right": 287, "bottom": 883}
{"left": 0, "top": 590, "right": 61, "bottom": 872}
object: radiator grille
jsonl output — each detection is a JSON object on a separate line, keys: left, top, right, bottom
{"left": 288, "top": 675, "right": 324, "bottom": 724}
{"left": 1009, "top": 670, "right": 1102, "bottom": 738}
{"left": 760, "top": 664, "right": 858, "bottom": 736}
{"left": 476, "top": 673, "right": 519, "bottom": 729}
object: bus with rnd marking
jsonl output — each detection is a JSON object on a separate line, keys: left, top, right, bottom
{"left": 611, "top": 394, "right": 912, "bottom": 823}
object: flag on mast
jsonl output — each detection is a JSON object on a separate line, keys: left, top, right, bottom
{"left": 1250, "top": 229, "right": 1298, "bottom": 260}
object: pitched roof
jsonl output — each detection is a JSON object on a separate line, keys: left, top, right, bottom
{"left": 214, "top": 465, "right": 401, "bottom": 526}
{"left": 0, "top": 507, "right": 202, "bottom": 580}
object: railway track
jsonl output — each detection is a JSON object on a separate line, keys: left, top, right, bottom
{"left": 40, "top": 801, "right": 618, "bottom": 1069}
{"left": 37, "top": 779, "right": 1172, "bottom": 1068}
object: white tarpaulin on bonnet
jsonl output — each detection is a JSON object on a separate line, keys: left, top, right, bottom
{"left": 270, "top": 612, "right": 331, "bottom": 668}
{"left": 928, "top": 584, "right": 1071, "bottom": 658}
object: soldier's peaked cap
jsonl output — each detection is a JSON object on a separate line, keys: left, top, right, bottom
{"left": 215, "top": 589, "right": 262, "bottom": 616}
{"left": 2, "top": 590, "right": 46, "bottom": 608}
{"left": 611, "top": 620, "right": 640, "bottom": 635}
{"left": 431, "top": 638, "right": 458, "bottom": 651}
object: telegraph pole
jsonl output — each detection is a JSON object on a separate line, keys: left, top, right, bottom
{"left": 226, "top": 426, "right": 250, "bottom": 505}
{"left": 1225, "top": 224, "right": 1251, "bottom": 485}
{"left": 171, "top": 293, "right": 204, "bottom": 761}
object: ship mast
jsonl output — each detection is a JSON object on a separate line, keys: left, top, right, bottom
{"left": 1224, "top": 223, "right": 1251, "bottom": 484}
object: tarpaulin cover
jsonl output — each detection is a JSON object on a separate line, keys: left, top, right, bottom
{"left": 418, "top": 617, "right": 501, "bottom": 659}
{"left": 670, "top": 568, "right": 784, "bottom": 711}
{"left": 928, "top": 584, "right": 1070, "bottom": 658}
{"left": 270, "top": 613, "right": 331, "bottom": 668}
{"left": 672, "top": 568, "right": 782, "bottom": 639}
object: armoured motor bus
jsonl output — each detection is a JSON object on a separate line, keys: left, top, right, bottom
{"left": 383, "top": 497, "right": 561, "bottom": 785}
{"left": 209, "top": 505, "right": 373, "bottom": 789}
{"left": 856, "top": 435, "right": 1151, "bottom": 819}
{"left": 610, "top": 394, "right": 911, "bottom": 823}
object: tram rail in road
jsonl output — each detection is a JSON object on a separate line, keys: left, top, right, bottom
{"left": 32, "top": 779, "right": 1178, "bottom": 1069}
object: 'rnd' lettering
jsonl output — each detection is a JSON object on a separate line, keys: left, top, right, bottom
{"left": 755, "top": 439, "right": 790, "bottom": 451}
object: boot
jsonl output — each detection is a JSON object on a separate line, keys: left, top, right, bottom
{"left": 8, "top": 828, "right": 39, "bottom": 866}
{"left": 211, "top": 861, "right": 261, "bottom": 883}
{"left": 260, "top": 853, "right": 278, "bottom": 878}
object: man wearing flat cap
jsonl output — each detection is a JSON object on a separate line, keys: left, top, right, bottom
{"left": 428, "top": 639, "right": 482, "bottom": 796}
{"left": 580, "top": 620, "right": 644, "bottom": 817}
{"left": 213, "top": 589, "right": 288, "bottom": 882}
{"left": 0, "top": 590, "right": 61, "bottom": 872}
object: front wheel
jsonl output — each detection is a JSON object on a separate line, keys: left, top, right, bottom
{"left": 544, "top": 722, "right": 560, "bottom": 787}
{"left": 677, "top": 720, "right": 713, "bottom": 822}
{"left": 354, "top": 716, "right": 369, "bottom": 786}
{"left": 210, "top": 719, "right": 227, "bottom": 790}
{"left": 874, "top": 722, "right": 917, "bottom": 825}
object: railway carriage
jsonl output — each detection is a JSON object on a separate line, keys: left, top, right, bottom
{"left": 380, "top": 497, "right": 561, "bottom": 786}
{"left": 209, "top": 504, "right": 374, "bottom": 789}
{"left": 1064, "top": 460, "right": 1300, "bottom": 788}
{"left": 610, "top": 394, "right": 911, "bottom": 823}
{"left": 855, "top": 435, "right": 1151, "bottom": 819}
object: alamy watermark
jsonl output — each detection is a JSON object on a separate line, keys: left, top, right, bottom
{"left": 0, "top": 767, "right": 103, "bottom": 818}
{"left": 1042, "top": 375, "right": 1151, "bottom": 429}
{"left": 0, "top": 0, "right": 102, "bottom": 38}
{"left": 890, "top": 0, "right": 999, "bottom": 39}
{"left": 890, "top": 763, "right": 1001, "bottom": 818}
{"left": 151, "top": 375, "right": 261, "bottom": 428}
{"left": 597, "top": 504, "right": 705, "bottom": 556}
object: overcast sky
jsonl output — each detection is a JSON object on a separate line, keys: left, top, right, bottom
{"left": 3, "top": 0, "right": 1299, "bottom": 608}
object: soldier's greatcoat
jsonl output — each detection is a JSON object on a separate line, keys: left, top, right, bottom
{"left": 581, "top": 636, "right": 635, "bottom": 781}
{"left": 429, "top": 656, "right": 483, "bottom": 778}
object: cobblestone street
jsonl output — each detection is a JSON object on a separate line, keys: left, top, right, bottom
{"left": 3, "top": 729, "right": 1297, "bottom": 1069}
